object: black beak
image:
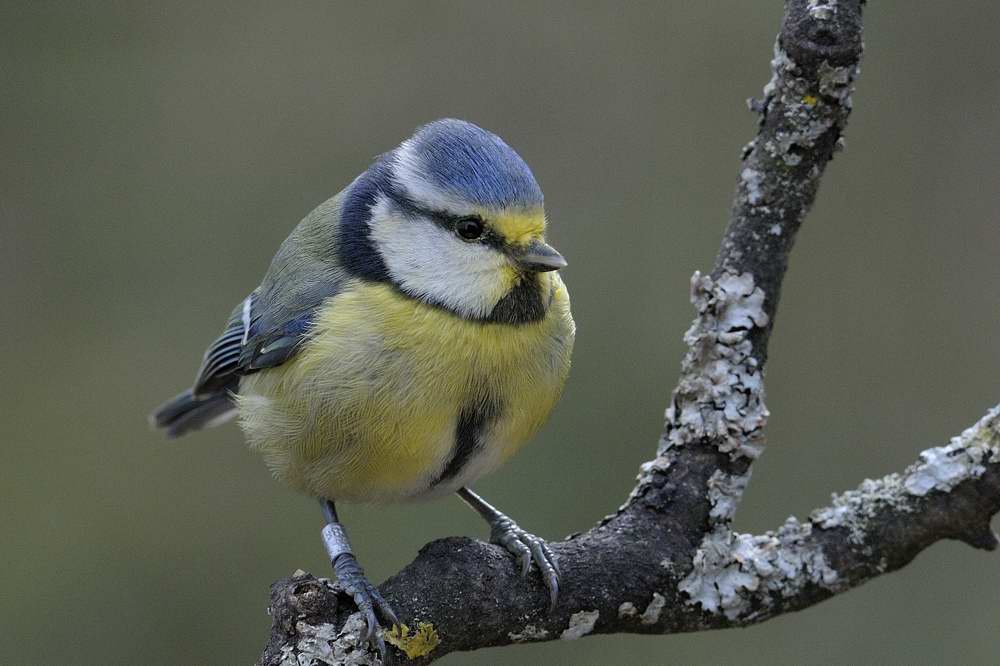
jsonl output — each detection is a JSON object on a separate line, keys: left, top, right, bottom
{"left": 511, "top": 240, "right": 567, "bottom": 273}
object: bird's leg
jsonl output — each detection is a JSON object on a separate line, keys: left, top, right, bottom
{"left": 319, "top": 499, "right": 399, "bottom": 659}
{"left": 456, "top": 486, "right": 560, "bottom": 609}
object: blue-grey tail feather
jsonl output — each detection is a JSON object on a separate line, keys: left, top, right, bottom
{"left": 150, "top": 389, "right": 235, "bottom": 439}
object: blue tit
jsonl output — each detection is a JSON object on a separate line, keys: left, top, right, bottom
{"left": 151, "top": 118, "right": 575, "bottom": 650}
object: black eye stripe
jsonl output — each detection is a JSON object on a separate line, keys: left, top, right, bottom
{"left": 387, "top": 192, "right": 462, "bottom": 228}
{"left": 383, "top": 190, "right": 506, "bottom": 249}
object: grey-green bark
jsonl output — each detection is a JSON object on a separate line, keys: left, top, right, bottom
{"left": 258, "top": 2, "right": 1000, "bottom": 663}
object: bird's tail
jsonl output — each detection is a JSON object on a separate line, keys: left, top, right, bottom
{"left": 150, "top": 389, "right": 236, "bottom": 439}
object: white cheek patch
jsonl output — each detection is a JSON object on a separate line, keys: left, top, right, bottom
{"left": 369, "top": 197, "right": 510, "bottom": 319}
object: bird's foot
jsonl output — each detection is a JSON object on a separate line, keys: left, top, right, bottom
{"left": 489, "top": 514, "right": 560, "bottom": 609}
{"left": 332, "top": 552, "right": 400, "bottom": 662}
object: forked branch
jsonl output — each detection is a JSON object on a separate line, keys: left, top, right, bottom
{"left": 257, "top": 2, "right": 1000, "bottom": 664}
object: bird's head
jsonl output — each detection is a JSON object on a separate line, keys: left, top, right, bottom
{"left": 339, "top": 119, "right": 564, "bottom": 324}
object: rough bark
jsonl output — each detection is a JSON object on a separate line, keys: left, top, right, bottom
{"left": 258, "top": 2, "right": 1000, "bottom": 664}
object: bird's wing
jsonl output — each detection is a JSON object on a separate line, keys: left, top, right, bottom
{"left": 191, "top": 294, "right": 258, "bottom": 395}
{"left": 153, "top": 288, "right": 327, "bottom": 437}
{"left": 191, "top": 190, "right": 353, "bottom": 396}
{"left": 192, "top": 292, "right": 333, "bottom": 396}
{"left": 238, "top": 305, "right": 317, "bottom": 373}
{"left": 192, "top": 278, "right": 344, "bottom": 396}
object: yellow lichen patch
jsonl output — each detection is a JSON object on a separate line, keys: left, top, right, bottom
{"left": 385, "top": 622, "right": 441, "bottom": 659}
{"left": 802, "top": 94, "right": 818, "bottom": 106}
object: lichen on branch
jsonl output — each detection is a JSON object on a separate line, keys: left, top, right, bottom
{"left": 255, "top": 3, "right": 1000, "bottom": 664}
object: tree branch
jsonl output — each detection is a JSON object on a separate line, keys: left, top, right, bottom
{"left": 257, "top": 2, "right": 1000, "bottom": 663}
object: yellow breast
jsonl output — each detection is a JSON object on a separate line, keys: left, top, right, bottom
{"left": 237, "top": 276, "right": 574, "bottom": 503}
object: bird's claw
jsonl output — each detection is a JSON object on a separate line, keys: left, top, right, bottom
{"left": 333, "top": 553, "right": 400, "bottom": 662}
{"left": 490, "top": 516, "right": 560, "bottom": 610}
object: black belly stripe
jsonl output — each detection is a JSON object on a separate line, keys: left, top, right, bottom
{"left": 433, "top": 395, "right": 501, "bottom": 486}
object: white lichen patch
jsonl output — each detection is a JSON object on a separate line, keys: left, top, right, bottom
{"left": 660, "top": 271, "right": 770, "bottom": 460}
{"left": 807, "top": 0, "right": 837, "bottom": 21}
{"left": 680, "top": 519, "right": 838, "bottom": 621}
{"left": 761, "top": 41, "right": 795, "bottom": 101}
{"left": 755, "top": 38, "right": 859, "bottom": 173}
{"left": 809, "top": 406, "right": 1000, "bottom": 545}
{"left": 810, "top": 475, "right": 909, "bottom": 545}
{"left": 768, "top": 224, "right": 782, "bottom": 236}
{"left": 281, "top": 614, "right": 377, "bottom": 666}
{"left": 683, "top": 405, "right": 999, "bottom": 620}
{"left": 817, "top": 60, "right": 855, "bottom": 102}
{"left": 508, "top": 624, "right": 549, "bottom": 643}
{"left": 560, "top": 610, "right": 599, "bottom": 640}
{"left": 707, "top": 469, "right": 752, "bottom": 521}
{"left": 618, "top": 602, "right": 638, "bottom": 619}
{"left": 741, "top": 167, "right": 765, "bottom": 205}
{"left": 905, "top": 448, "right": 984, "bottom": 495}
{"left": 904, "top": 406, "right": 1000, "bottom": 495}
{"left": 640, "top": 593, "right": 667, "bottom": 625}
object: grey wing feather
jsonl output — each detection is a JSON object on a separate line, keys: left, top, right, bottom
{"left": 192, "top": 294, "right": 259, "bottom": 395}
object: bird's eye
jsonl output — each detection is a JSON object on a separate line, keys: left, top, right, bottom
{"left": 455, "top": 216, "right": 485, "bottom": 240}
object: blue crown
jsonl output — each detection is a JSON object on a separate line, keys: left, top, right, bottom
{"left": 402, "top": 119, "right": 544, "bottom": 210}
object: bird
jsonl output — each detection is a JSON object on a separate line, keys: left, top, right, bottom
{"left": 150, "top": 118, "right": 575, "bottom": 656}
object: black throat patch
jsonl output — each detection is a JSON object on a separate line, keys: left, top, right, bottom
{"left": 488, "top": 272, "right": 547, "bottom": 325}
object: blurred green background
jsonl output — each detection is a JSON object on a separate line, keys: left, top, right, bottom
{"left": 3, "top": 2, "right": 999, "bottom": 664}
